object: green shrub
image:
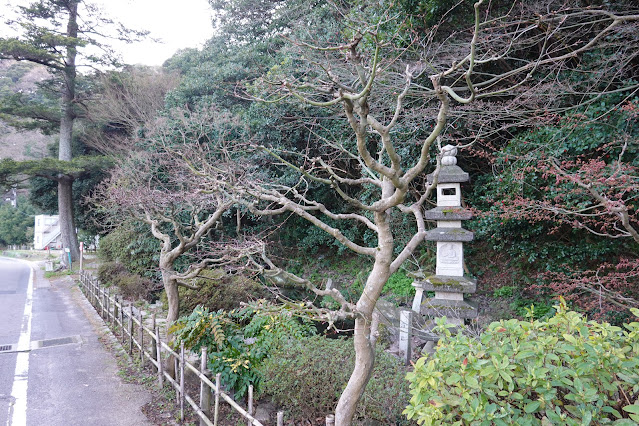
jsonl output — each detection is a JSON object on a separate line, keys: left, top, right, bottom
{"left": 114, "top": 274, "right": 154, "bottom": 300}
{"left": 98, "top": 223, "right": 159, "bottom": 280}
{"left": 492, "top": 285, "right": 516, "bottom": 298}
{"left": 405, "top": 301, "right": 639, "bottom": 425}
{"left": 259, "top": 335, "right": 411, "bottom": 424}
{"left": 510, "top": 298, "right": 555, "bottom": 320}
{"left": 97, "top": 261, "right": 128, "bottom": 286}
{"left": 176, "top": 269, "right": 270, "bottom": 315}
{"left": 383, "top": 269, "right": 416, "bottom": 306}
{"left": 171, "top": 303, "right": 315, "bottom": 398}
{"left": 97, "top": 261, "right": 154, "bottom": 300}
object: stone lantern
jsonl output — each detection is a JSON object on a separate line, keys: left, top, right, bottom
{"left": 411, "top": 145, "right": 477, "bottom": 326}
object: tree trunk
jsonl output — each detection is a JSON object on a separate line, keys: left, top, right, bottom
{"left": 58, "top": 176, "right": 80, "bottom": 260}
{"left": 165, "top": 273, "right": 180, "bottom": 327}
{"left": 163, "top": 270, "right": 180, "bottom": 379}
{"left": 57, "top": 0, "right": 80, "bottom": 261}
{"left": 334, "top": 211, "right": 393, "bottom": 425}
{"left": 335, "top": 315, "right": 375, "bottom": 425}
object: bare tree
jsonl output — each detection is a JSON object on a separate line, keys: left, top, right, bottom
{"left": 168, "top": 1, "right": 639, "bottom": 423}
{"left": 92, "top": 107, "right": 257, "bottom": 375}
{"left": 496, "top": 113, "right": 639, "bottom": 313}
{"left": 1, "top": 0, "right": 147, "bottom": 260}
{"left": 85, "top": 66, "right": 180, "bottom": 153}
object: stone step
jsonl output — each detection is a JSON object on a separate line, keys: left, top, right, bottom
{"left": 414, "top": 275, "right": 476, "bottom": 293}
{"left": 420, "top": 297, "right": 478, "bottom": 319}
{"left": 424, "top": 206, "right": 473, "bottom": 221}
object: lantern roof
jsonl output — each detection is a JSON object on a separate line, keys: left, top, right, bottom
{"left": 427, "top": 144, "right": 469, "bottom": 184}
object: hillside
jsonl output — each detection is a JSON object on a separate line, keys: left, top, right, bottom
{"left": 0, "top": 60, "right": 54, "bottom": 160}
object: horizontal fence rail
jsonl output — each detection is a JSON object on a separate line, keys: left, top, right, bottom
{"left": 78, "top": 271, "right": 290, "bottom": 426}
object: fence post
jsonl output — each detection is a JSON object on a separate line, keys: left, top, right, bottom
{"left": 127, "top": 305, "right": 133, "bottom": 354}
{"left": 247, "top": 385, "right": 253, "bottom": 426}
{"left": 94, "top": 278, "right": 99, "bottom": 307}
{"left": 326, "top": 414, "right": 335, "bottom": 426}
{"left": 277, "top": 411, "right": 284, "bottom": 426}
{"left": 99, "top": 281, "right": 105, "bottom": 318}
{"left": 111, "top": 291, "right": 115, "bottom": 326}
{"left": 180, "top": 342, "right": 185, "bottom": 422}
{"left": 200, "top": 346, "right": 211, "bottom": 426}
{"left": 120, "top": 300, "right": 125, "bottom": 343}
{"left": 399, "top": 310, "right": 413, "bottom": 365}
{"left": 214, "top": 373, "right": 221, "bottom": 426}
{"left": 114, "top": 295, "right": 119, "bottom": 328}
{"left": 174, "top": 357, "right": 179, "bottom": 399}
{"left": 138, "top": 310, "right": 144, "bottom": 367}
{"left": 155, "top": 326, "right": 164, "bottom": 388}
{"left": 106, "top": 288, "right": 110, "bottom": 324}
{"left": 151, "top": 314, "right": 157, "bottom": 365}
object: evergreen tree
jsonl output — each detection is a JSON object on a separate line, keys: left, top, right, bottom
{"left": 0, "top": 0, "right": 146, "bottom": 259}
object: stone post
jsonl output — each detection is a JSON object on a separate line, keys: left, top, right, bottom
{"left": 399, "top": 310, "right": 413, "bottom": 364}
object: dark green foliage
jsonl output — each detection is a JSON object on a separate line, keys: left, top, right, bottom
{"left": 164, "top": 36, "right": 274, "bottom": 110}
{"left": 97, "top": 223, "right": 160, "bottom": 281}
{"left": 114, "top": 274, "right": 154, "bottom": 300}
{"left": 395, "top": 0, "right": 476, "bottom": 32}
{"left": 0, "top": 196, "right": 36, "bottom": 246}
{"left": 492, "top": 285, "right": 516, "bottom": 298}
{"left": 208, "top": 0, "right": 322, "bottom": 43}
{"left": 97, "top": 261, "right": 155, "bottom": 300}
{"left": 405, "top": 304, "right": 639, "bottom": 425}
{"left": 174, "top": 269, "right": 271, "bottom": 315}
{"left": 0, "top": 80, "right": 59, "bottom": 134}
{"left": 2, "top": 137, "right": 111, "bottom": 235}
{"left": 383, "top": 270, "right": 416, "bottom": 306}
{"left": 97, "top": 261, "right": 128, "bottom": 286}
{"left": 259, "top": 335, "right": 411, "bottom": 424}
{"left": 510, "top": 299, "right": 555, "bottom": 320}
{"left": 27, "top": 163, "right": 109, "bottom": 234}
{"left": 466, "top": 94, "right": 639, "bottom": 319}
{"left": 172, "top": 304, "right": 315, "bottom": 397}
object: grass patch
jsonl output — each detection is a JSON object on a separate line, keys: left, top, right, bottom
{"left": 44, "top": 270, "right": 72, "bottom": 279}
{"left": 2, "top": 249, "right": 56, "bottom": 261}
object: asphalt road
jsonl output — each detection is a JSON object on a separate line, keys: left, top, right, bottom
{"left": 0, "top": 258, "right": 152, "bottom": 426}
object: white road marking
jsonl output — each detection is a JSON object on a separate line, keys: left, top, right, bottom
{"left": 6, "top": 262, "right": 34, "bottom": 426}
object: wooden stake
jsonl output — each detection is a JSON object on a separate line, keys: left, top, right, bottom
{"left": 120, "top": 299, "right": 125, "bottom": 343}
{"left": 151, "top": 313, "right": 157, "bottom": 363}
{"left": 106, "top": 288, "right": 110, "bottom": 324}
{"left": 200, "top": 347, "right": 211, "bottom": 426}
{"left": 155, "top": 326, "right": 163, "bottom": 388}
{"left": 214, "top": 373, "right": 220, "bottom": 426}
{"left": 247, "top": 385, "right": 253, "bottom": 426}
{"left": 114, "top": 295, "right": 119, "bottom": 326}
{"left": 180, "top": 342, "right": 185, "bottom": 422}
{"left": 128, "top": 305, "right": 133, "bottom": 354}
{"left": 138, "top": 310, "right": 144, "bottom": 366}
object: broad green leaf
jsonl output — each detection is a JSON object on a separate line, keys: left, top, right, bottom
{"left": 524, "top": 401, "right": 541, "bottom": 413}
{"left": 622, "top": 404, "right": 639, "bottom": 415}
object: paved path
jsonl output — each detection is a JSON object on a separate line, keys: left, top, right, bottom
{"left": 0, "top": 258, "right": 153, "bottom": 426}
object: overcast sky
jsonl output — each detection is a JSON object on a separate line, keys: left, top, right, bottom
{"left": 2, "top": 0, "right": 216, "bottom": 66}
{"left": 97, "top": 0, "right": 215, "bottom": 66}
